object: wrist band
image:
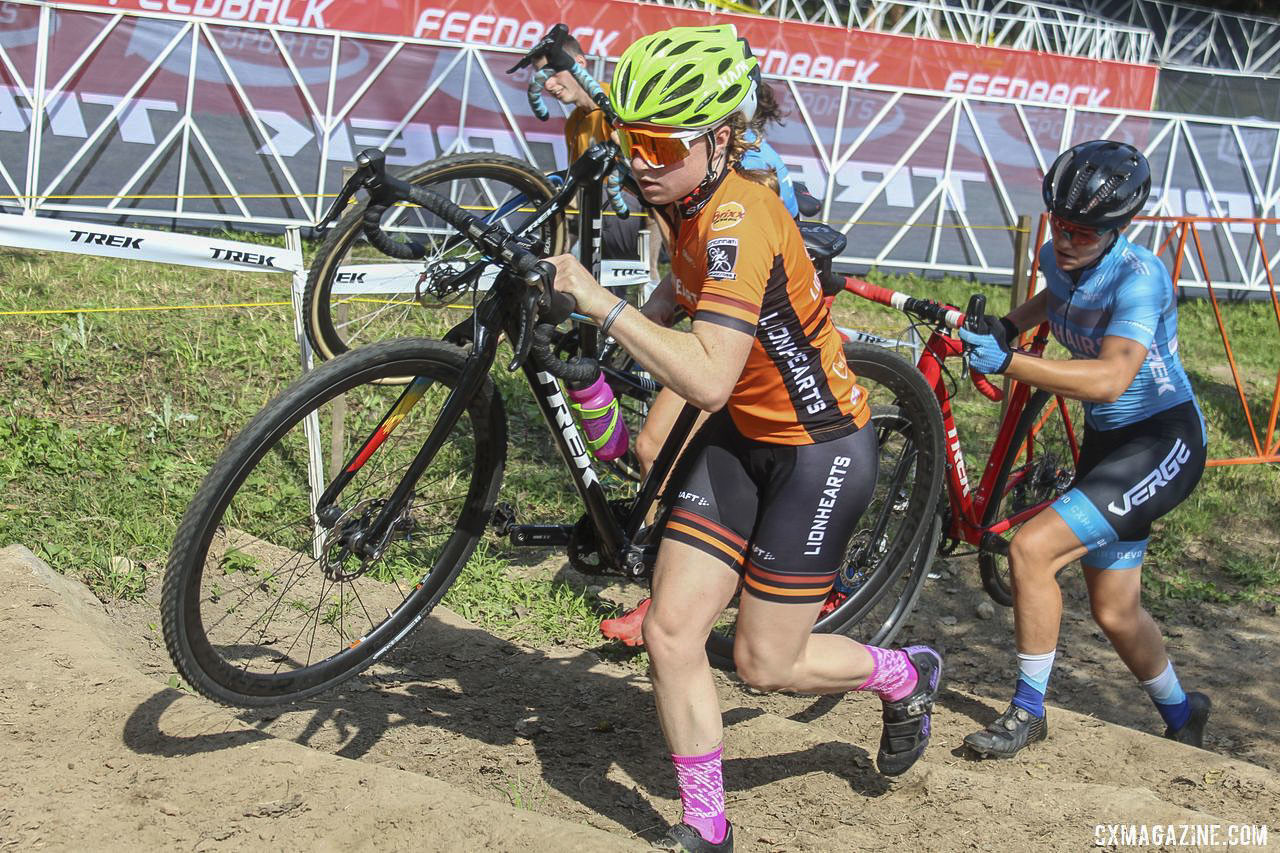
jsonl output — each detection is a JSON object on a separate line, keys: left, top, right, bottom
{"left": 600, "top": 298, "right": 628, "bottom": 339}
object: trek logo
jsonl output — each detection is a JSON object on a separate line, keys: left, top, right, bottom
{"left": 805, "top": 455, "right": 852, "bottom": 555}
{"left": 69, "top": 229, "right": 141, "bottom": 249}
{"left": 336, "top": 271, "right": 367, "bottom": 284}
{"left": 211, "top": 247, "right": 277, "bottom": 267}
{"left": 1107, "top": 439, "right": 1191, "bottom": 516}
{"left": 536, "top": 370, "right": 599, "bottom": 489}
{"left": 759, "top": 311, "right": 827, "bottom": 415}
{"left": 677, "top": 490, "right": 710, "bottom": 507}
{"left": 1148, "top": 350, "right": 1177, "bottom": 395}
{"left": 706, "top": 238, "right": 738, "bottom": 281}
{"left": 947, "top": 425, "right": 971, "bottom": 498}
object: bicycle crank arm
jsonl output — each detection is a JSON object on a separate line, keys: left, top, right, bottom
{"left": 980, "top": 532, "right": 1010, "bottom": 556}
{"left": 507, "top": 525, "right": 573, "bottom": 547}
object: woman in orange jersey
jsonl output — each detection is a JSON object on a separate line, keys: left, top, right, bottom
{"left": 547, "top": 26, "right": 941, "bottom": 853}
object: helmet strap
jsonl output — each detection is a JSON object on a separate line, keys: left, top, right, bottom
{"left": 676, "top": 127, "right": 731, "bottom": 218}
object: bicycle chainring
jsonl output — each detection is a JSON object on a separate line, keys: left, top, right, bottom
{"left": 567, "top": 499, "right": 636, "bottom": 576}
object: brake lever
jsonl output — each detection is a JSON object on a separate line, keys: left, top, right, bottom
{"left": 507, "top": 286, "right": 541, "bottom": 371}
{"left": 507, "top": 23, "right": 571, "bottom": 73}
{"left": 315, "top": 167, "right": 368, "bottom": 235}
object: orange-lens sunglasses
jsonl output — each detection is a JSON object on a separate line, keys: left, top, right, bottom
{"left": 617, "top": 127, "right": 697, "bottom": 168}
{"left": 1049, "top": 213, "right": 1104, "bottom": 246}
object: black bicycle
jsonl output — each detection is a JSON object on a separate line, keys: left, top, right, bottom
{"left": 161, "top": 134, "right": 944, "bottom": 707}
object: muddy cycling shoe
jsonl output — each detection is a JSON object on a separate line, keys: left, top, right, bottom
{"left": 963, "top": 704, "right": 1048, "bottom": 759}
{"left": 652, "top": 822, "right": 733, "bottom": 852}
{"left": 876, "top": 646, "right": 943, "bottom": 777}
{"left": 1165, "top": 692, "right": 1211, "bottom": 748}
{"left": 600, "top": 597, "right": 651, "bottom": 647}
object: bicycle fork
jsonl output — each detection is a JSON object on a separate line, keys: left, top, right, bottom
{"left": 314, "top": 324, "right": 500, "bottom": 561}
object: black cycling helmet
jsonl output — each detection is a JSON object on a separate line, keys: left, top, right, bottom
{"left": 1042, "top": 140, "right": 1151, "bottom": 230}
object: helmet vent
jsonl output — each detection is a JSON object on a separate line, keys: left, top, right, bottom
{"left": 1081, "top": 173, "right": 1125, "bottom": 214}
{"left": 635, "top": 75, "right": 664, "bottom": 112}
{"left": 1064, "top": 165, "right": 1094, "bottom": 209}
{"left": 655, "top": 101, "right": 697, "bottom": 121}
{"left": 669, "top": 41, "right": 696, "bottom": 56}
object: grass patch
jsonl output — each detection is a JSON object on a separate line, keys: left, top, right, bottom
{"left": 1, "top": 246, "right": 1276, "bottom": 638}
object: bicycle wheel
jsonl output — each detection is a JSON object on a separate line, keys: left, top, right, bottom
{"left": 305, "top": 153, "right": 568, "bottom": 361}
{"left": 704, "top": 343, "right": 946, "bottom": 668}
{"left": 978, "top": 388, "right": 1082, "bottom": 606}
{"left": 162, "top": 338, "right": 506, "bottom": 707}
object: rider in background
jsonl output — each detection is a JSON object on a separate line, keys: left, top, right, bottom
{"left": 535, "top": 34, "right": 645, "bottom": 264}
{"left": 547, "top": 26, "right": 942, "bottom": 851}
{"left": 959, "top": 140, "right": 1210, "bottom": 759}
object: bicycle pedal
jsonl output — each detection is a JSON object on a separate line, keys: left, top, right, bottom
{"left": 509, "top": 525, "right": 573, "bottom": 547}
{"left": 491, "top": 502, "right": 517, "bottom": 535}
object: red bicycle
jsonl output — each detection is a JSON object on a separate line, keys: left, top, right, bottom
{"left": 830, "top": 275, "right": 1083, "bottom": 606}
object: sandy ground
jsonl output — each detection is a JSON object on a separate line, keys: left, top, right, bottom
{"left": 2, "top": 543, "right": 1276, "bottom": 852}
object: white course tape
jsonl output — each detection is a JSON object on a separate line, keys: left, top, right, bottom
{"left": 329, "top": 258, "right": 653, "bottom": 296}
{"left": 0, "top": 213, "right": 302, "bottom": 274}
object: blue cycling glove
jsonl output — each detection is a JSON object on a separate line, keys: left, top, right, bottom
{"left": 958, "top": 315, "right": 1014, "bottom": 375}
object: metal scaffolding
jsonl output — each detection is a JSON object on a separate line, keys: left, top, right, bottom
{"left": 645, "top": 0, "right": 1155, "bottom": 64}
{"left": 5, "top": 1, "right": 1280, "bottom": 292}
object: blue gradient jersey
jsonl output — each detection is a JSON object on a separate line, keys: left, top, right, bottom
{"left": 1040, "top": 235, "right": 1202, "bottom": 435}
{"left": 740, "top": 131, "right": 798, "bottom": 218}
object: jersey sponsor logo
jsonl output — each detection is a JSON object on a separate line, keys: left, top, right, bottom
{"left": 831, "top": 352, "right": 849, "bottom": 380}
{"left": 759, "top": 310, "right": 828, "bottom": 415}
{"left": 750, "top": 543, "right": 775, "bottom": 563}
{"left": 1050, "top": 320, "right": 1102, "bottom": 357}
{"left": 673, "top": 275, "right": 696, "bottom": 306}
{"left": 211, "top": 247, "right": 277, "bottom": 267}
{"left": 706, "top": 237, "right": 738, "bottom": 280}
{"left": 1107, "top": 438, "right": 1191, "bottom": 517}
{"left": 1148, "top": 349, "right": 1177, "bottom": 395}
{"left": 677, "top": 490, "right": 710, "bottom": 507}
{"left": 70, "top": 229, "right": 141, "bottom": 249}
{"left": 710, "top": 201, "right": 745, "bottom": 232}
{"left": 804, "top": 454, "right": 852, "bottom": 555}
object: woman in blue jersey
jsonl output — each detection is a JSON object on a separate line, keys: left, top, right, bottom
{"left": 958, "top": 140, "right": 1210, "bottom": 758}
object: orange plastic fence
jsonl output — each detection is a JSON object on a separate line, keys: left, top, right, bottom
{"left": 1024, "top": 214, "right": 1280, "bottom": 467}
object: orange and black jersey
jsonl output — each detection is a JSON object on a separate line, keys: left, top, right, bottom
{"left": 669, "top": 170, "right": 869, "bottom": 445}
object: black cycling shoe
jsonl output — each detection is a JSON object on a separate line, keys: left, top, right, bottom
{"left": 1165, "top": 691, "right": 1211, "bottom": 748}
{"left": 652, "top": 822, "right": 733, "bottom": 852}
{"left": 963, "top": 704, "right": 1048, "bottom": 759}
{"left": 876, "top": 645, "right": 943, "bottom": 777}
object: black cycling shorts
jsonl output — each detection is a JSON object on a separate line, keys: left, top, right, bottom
{"left": 1050, "top": 400, "right": 1206, "bottom": 570}
{"left": 660, "top": 410, "right": 876, "bottom": 603}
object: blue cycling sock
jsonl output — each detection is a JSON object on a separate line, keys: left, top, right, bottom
{"left": 1141, "top": 660, "right": 1190, "bottom": 731}
{"left": 1011, "top": 650, "right": 1055, "bottom": 718}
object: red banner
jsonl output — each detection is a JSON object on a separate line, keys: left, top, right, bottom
{"left": 55, "top": 0, "right": 1158, "bottom": 109}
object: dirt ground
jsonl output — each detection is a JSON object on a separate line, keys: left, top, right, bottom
{"left": 2, "top": 542, "right": 1277, "bottom": 852}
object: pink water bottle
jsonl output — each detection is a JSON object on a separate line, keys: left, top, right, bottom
{"left": 566, "top": 370, "right": 629, "bottom": 462}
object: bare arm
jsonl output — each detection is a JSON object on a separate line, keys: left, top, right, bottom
{"left": 548, "top": 254, "right": 751, "bottom": 411}
{"left": 1005, "top": 289, "right": 1049, "bottom": 333}
{"left": 1005, "top": 334, "right": 1147, "bottom": 404}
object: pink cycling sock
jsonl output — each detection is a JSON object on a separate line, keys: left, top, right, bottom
{"left": 671, "top": 745, "right": 728, "bottom": 844}
{"left": 857, "top": 645, "right": 919, "bottom": 702}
